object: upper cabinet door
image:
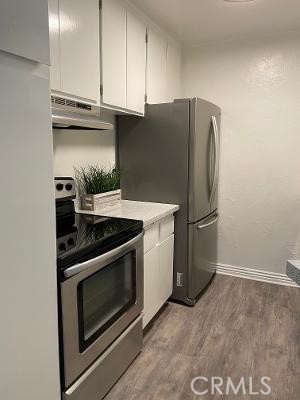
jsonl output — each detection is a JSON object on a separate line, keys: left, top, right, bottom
{"left": 166, "top": 43, "right": 181, "bottom": 102}
{"left": 126, "top": 11, "right": 146, "bottom": 114}
{"left": 101, "top": 0, "right": 126, "bottom": 109}
{"left": 146, "top": 29, "right": 167, "bottom": 104}
{"left": 59, "top": 0, "right": 100, "bottom": 104}
{"left": 0, "top": 0, "right": 50, "bottom": 64}
{"left": 48, "top": 0, "right": 60, "bottom": 91}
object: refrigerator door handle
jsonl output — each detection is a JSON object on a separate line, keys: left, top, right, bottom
{"left": 197, "top": 214, "right": 219, "bottom": 230}
{"left": 208, "top": 120, "right": 214, "bottom": 199}
{"left": 210, "top": 116, "right": 219, "bottom": 203}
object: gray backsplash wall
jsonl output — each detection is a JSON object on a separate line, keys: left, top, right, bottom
{"left": 53, "top": 109, "right": 116, "bottom": 177}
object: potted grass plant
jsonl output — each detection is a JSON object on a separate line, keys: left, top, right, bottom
{"left": 75, "top": 165, "right": 121, "bottom": 211}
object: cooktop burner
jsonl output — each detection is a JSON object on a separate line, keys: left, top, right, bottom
{"left": 56, "top": 212, "right": 143, "bottom": 270}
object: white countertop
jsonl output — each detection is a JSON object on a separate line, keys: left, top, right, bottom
{"left": 76, "top": 200, "right": 179, "bottom": 228}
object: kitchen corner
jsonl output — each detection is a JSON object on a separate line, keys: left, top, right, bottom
{"left": 3, "top": 1, "right": 300, "bottom": 400}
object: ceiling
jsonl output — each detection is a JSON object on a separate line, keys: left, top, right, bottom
{"left": 129, "top": 0, "right": 300, "bottom": 45}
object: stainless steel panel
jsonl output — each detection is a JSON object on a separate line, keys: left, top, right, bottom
{"left": 61, "top": 234, "right": 143, "bottom": 387}
{"left": 63, "top": 316, "right": 143, "bottom": 400}
{"left": 187, "top": 212, "right": 218, "bottom": 302}
{"left": 188, "top": 98, "right": 221, "bottom": 222}
{"left": 118, "top": 102, "right": 190, "bottom": 302}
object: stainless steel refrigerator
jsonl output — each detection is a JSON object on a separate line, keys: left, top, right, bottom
{"left": 118, "top": 98, "right": 221, "bottom": 305}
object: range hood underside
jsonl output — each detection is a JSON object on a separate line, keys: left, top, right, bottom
{"left": 52, "top": 110, "right": 113, "bottom": 130}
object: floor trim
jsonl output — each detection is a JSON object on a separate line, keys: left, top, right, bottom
{"left": 215, "top": 263, "right": 299, "bottom": 288}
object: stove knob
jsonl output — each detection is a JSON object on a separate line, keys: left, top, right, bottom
{"left": 59, "top": 243, "right": 66, "bottom": 252}
{"left": 65, "top": 183, "right": 73, "bottom": 191}
{"left": 56, "top": 183, "right": 63, "bottom": 191}
{"left": 67, "top": 238, "right": 75, "bottom": 246}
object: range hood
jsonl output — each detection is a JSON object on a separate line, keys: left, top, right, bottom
{"left": 51, "top": 95, "right": 113, "bottom": 130}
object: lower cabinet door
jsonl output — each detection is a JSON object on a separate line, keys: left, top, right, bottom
{"left": 158, "top": 235, "right": 174, "bottom": 304}
{"left": 143, "top": 246, "right": 159, "bottom": 328}
{"left": 143, "top": 234, "right": 174, "bottom": 329}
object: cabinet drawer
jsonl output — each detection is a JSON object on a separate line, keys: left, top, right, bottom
{"left": 159, "top": 215, "right": 174, "bottom": 242}
{"left": 144, "top": 223, "right": 159, "bottom": 254}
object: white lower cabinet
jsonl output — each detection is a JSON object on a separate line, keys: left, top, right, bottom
{"left": 143, "top": 245, "right": 159, "bottom": 328}
{"left": 143, "top": 216, "right": 175, "bottom": 328}
{"left": 158, "top": 235, "right": 174, "bottom": 305}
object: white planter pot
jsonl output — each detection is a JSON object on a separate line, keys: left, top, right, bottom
{"left": 81, "top": 189, "right": 121, "bottom": 211}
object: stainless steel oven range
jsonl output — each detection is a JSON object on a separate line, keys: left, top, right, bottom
{"left": 55, "top": 178, "right": 144, "bottom": 400}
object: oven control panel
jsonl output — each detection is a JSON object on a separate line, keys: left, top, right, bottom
{"left": 55, "top": 177, "right": 76, "bottom": 200}
{"left": 57, "top": 231, "right": 77, "bottom": 256}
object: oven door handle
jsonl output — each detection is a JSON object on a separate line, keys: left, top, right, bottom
{"left": 63, "top": 231, "right": 144, "bottom": 279}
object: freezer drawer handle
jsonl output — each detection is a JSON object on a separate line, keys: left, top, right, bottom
{"left": 197, "top": 215, "right": 219, "bottom": 230}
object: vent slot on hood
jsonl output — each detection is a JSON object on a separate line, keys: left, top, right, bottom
{"left": 51, "top": 95, "right": 92, "bottom": 112}
{"left": 51, "top": 95, "right": 113, "bottom": 131}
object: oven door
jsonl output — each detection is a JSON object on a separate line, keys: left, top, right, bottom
{"left": 60, "top": 232, "right": 144, "bottom": 388}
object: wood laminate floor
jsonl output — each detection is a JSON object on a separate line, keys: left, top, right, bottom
{"left": 105, "top": 275, "right": 300, "bottom": 399}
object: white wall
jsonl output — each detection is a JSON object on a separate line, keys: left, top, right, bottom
{"left": 0, "top": 53, "right": 60, "bottom": 399}
{"left": 182, "top": 31, "right": 300, "bottom": 274}
{"left": 53, "top": 110, "right": 116, "bottom": 177}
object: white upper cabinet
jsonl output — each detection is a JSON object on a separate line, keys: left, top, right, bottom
{"left": 146, "top": 29, "right": 167, "bottom": 104}
{"left": 60, "top": 0, "right": 100, "bottom": 103}
{"left": 49, "top": 0, "right": 100, "bottom": 104}
{"left": 0, "top": 0, "right": 50, "bottom": 64}
{"left": 101, "top": 1, "right": 146, "bottom": 114}
{"left": 48, "top": 0, "right": 60, "bottom": 91}
{"left": 126, "top": 11, "right": 146, "bottom": 114}
{"left": 48, "top": 0, "right": 181, "bottom": 111}
{"left": 166, "top": 42, "right": 181, "bottom": 102}
{"left": 101, "top": 0, "right": 126, "bottom": 109}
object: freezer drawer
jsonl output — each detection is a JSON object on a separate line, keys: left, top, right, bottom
{"left": 187, "top": 212, "right": 218, "bottom": 302}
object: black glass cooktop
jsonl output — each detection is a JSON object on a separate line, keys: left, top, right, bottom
{"left": 56, "top": 212, "right": 143, "bottom": 270}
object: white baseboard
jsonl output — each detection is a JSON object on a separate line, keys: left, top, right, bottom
{"left": 215, "top": 263, "right": 299, "bottom": 288}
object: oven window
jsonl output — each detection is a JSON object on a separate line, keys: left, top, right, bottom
{"left": 78, "top": 251, "right": 136, "bottom": 352}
